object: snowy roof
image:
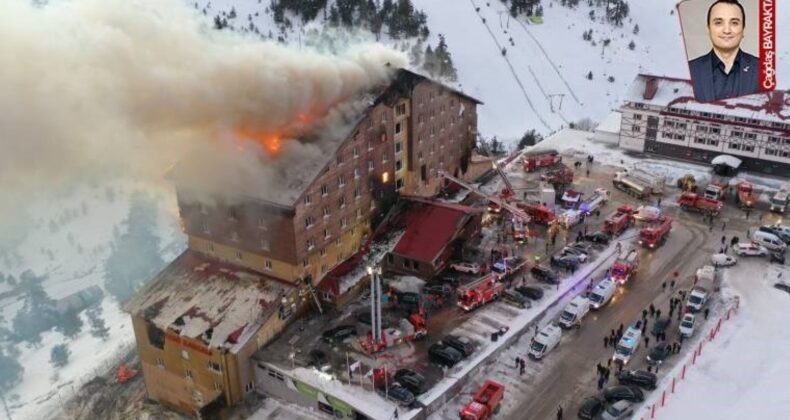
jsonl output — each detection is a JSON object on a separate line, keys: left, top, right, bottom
{"left": 711, "top": 155, "right": 742, "bottom": 168}
{"left": 595, "top": 111, "right": 622, "bottom": 134}
{"left": 124, "top": 250, "right": 293, "bottom": 351}
{"left": 624, "top": 74, "right": 790, "bottom": 125}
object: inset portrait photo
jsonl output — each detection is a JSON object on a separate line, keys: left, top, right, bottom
{"left": 678, "top": 0, "right": 777, "bottom": 102}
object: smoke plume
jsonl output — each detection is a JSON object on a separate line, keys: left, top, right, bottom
{"left": 0, "top": 0, "right": 407, "bottom": 231}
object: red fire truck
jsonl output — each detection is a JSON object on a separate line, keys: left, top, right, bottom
{"left": 677, "top": 192, "right": 724, "bottom": 216}
{"left": 457, "top": 274, "right": 505, "bottom": 312}
{"left": 523, "top": 150, "right": 561, "bottom": 172}
{"left": 518, "top": 203, "right": 556, "bottom": 225}
{"left": 736, "top": 181, "right": 757, "bottom": 209}
{"left": 603, "top": 205, "right": 634, "bottom": 237}
{"left": 541, "top": 163, "right": 574, "bottom": 185}
{"left": 611, "top": 249, "right": 639, "bottom": 285}
{"left": 460, "top": 380, "right": 505, "bottom": 420}
{"left": 639, "top": 216, "right": 672, "bottom": 249}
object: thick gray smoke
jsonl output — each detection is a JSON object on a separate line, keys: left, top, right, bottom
{"left": 0, "top": 0, "right": 407, "bottom": 232}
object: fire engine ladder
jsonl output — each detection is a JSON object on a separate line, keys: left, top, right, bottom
{"left": 492, "top": 160, "right": 515, "bottom": 194}
{"left": 438, "top": 171, "right": 530, "bottom": 222}
{"left": 307, "top": 284, "right": 323, "bottom": 314}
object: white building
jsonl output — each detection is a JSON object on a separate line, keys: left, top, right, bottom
{"left": 593, "top": 111, "right": 622, "bottom": 145}
{"left": 619, "top": 74, "right": 790, "bottom": 177}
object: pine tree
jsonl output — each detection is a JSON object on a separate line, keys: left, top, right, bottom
{"left": 87, "top": 308, "right": 110, "bottom": 341}
{"left": 628, "top": 40, "right": 636, "bottom": 50}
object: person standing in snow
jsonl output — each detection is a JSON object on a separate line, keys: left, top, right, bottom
{"left": 557, "top": 405, "right": 563, "bottom": 420}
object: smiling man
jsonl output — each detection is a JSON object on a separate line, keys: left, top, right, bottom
{"left": 688, "top": 0, "right": 759, "bottom": 102}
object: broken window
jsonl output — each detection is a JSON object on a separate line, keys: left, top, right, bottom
{"left": 146, "top": 322, "right": 165, "bottom": 350}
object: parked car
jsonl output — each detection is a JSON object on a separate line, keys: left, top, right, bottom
{"left": 602, "top": 385, "right": 645, "bottom": 403}
{"left": 770, "top": 251, "right": 785, "bottom": 264}
{"left": 531, "top": 265, "right": 560, "bottom": 284}
{"left": 585, "top": 231, "right": 611, "bottom": 244}
{"left": 502, "top": 289, "right": 531, "bottom": 309}
{"left": 428, "top": 343, "right": 463, "bottom": 367}
{"left": 711, "top": 253, "right": 737, "bottom": 267}
{"left": 308, "top": 349, "right": 331, "bottom": 371}
{"left": 775, "top": 282, "right": 790, "bottom": 294}
{"left": 647, "top": 344, "right": 673, "bottom": 365}
{"left": 516, "top": 285, "right": 544, "bottom": 300}
{"left": 550, "top": 254, "right": 582, "bottom": 270}
{"left": 441, "top": 334, "right": 475, "bottom": 358}
{"left": 423, "top": 284, "right": 453, "bottom": 297}
{"left": 439, "top": 274, "right": 459, "bottom": 286}
{"left": 679, "top": 313, "right": 696, "bottom": 337}
{"left": 560, "top": 246, "right": 588, "bottom": 262}
{"left": 566, "top": 242, "right": 594, "bottom": 254}
{"left": 734, "top": 242, "right": 768, "bottom": 257}
{"left": 322, "top": 325, "right": 357, "bottom": 343}
{"left": 600, "top": 400, "right": 635, "bottom": 420}
{"left": 394, "top": 368, "right": 427, "bottom": 395}
{"left": 577, "top": 396, "right": 606, "bottom": 420}
{"left": 650, "top": 316, "right": 671, "bottom": 337}
{"left": 451, "top": 262, "right": 481, "bottom": 274}
{"left": 758, "top": 225, "right": 790, "bottom": 244}
{"left": 383, "top": 384, "right": 415, "bottom": 407}
{"left": 617, "top": 370, "right": 657, "bottom": 390}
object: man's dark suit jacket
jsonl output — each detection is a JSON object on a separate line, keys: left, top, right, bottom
{"left": 688, "top": 49, "right": 759, "bottom": 102}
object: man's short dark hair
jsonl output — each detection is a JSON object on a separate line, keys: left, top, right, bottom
{"left": 707, "top": 0, "right": 746, "bottom": 28}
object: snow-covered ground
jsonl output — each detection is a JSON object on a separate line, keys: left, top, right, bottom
{"left": 636, "top": 261, "right": 790, "bottom": 419}
{"left": 0, "top": 181, "right": 185, "bottom": 420}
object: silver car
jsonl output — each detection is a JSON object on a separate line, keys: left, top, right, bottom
{"left": 600, "top": 400, "right": 634, "bottom": 420}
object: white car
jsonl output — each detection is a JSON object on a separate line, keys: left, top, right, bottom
{"left": 711, "top": 253, "right": 737, "bottom": 267}
{"left": 451, "top": 262, "right": 480, "bottom": 274}
{"left": 733, "top": 242, "right": 768, "bottom": 257}
{"left": 679, "top": 313, "right": 696, "bottom": 338}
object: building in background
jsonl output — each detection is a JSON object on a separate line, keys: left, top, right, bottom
{"left": 619, "top": 74, "right": 790, "bottom": 177}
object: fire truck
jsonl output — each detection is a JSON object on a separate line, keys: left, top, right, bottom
{"left": 677, "top": 192, "right": 724, "bottom": 216}
{"left": 735, "top": 181, "right": 757, "bottom": 209}
{"left": 611, "top": 249, "right": 639, "bottom": 285}
{"left": 518, "top": 202, "right": 556, "bottom": 225}
{"left": 460, "top": 380, "right": 505, "bottom": 420}
{"left": 523, "top": 150, "right": 561, "bottom": 172}
{"left": 639, "top": 216, "right": 672, "bottom": 249}
{"left": 541, "top": 163, "right": 574, "bottom": 185}
{"left": 512, "top": 217, "right": 529, "bottom": 242}
{"left": 603, "top": 205, "right": 634, "bottom": 237}
{"left": 457, "top": 274, "right": 505, "bottom": 312}
{"left": 703, "top": 181, "right": 729, "bottom": 201}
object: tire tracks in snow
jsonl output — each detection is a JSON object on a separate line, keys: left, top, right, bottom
{"left": 468, "top": 0, "right": 552, "bottom": 131}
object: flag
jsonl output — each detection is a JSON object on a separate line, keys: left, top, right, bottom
{"left": 350, "top": 360, "right": 361, "bottom": 372}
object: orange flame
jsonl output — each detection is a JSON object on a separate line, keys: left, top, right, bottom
{"left": 236, "top": 127, "right": 282, "bottom": 155}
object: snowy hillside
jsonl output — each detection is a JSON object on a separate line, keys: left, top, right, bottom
{"left": 201, "top": 0, "right": 790, "bottom": 144}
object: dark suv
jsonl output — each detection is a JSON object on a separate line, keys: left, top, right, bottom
{"left": 531, "top": 265, "right": 559, "bottom": 284}
{"left": 617, "top": 369, "right": 657, "bottom": 390}
{"left": 550, "top": 254, "right": 582, "bottom": 269}
{"left": 428, "top": 343, "right": 463, "bottom": 367}
{"left": 441, "top": 334, "right": 475, "bottom": 358}
{"left": 394, "top": 368, "right": 427, "bottom": 395}
{"left": 516, "top": 285, "right": 544, "bottom": 300}
{"left": 321, "top": 325, "right": 357, "bottom": 343}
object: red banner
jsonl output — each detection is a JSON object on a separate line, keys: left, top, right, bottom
{"left": 759, "top": 0, "right": 777, "bottom": 91}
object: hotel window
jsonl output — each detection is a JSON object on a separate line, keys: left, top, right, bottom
{"left": 353, "top": 147, "right": 359, "bottom": 158}
{"left": 769, "top": 136, "right": 781, "bottom": 144}
{"left": 632, "top": 126, "right": 641, "bottom": 133}
{"left": 696, "top": 125, "right": 708, "bottom": 132}
{"left": 265, "top": 260, "right": 273, "bottom": 270}
{"left": 185, "top": 369, "right": 193, "bottom": 380}
{"left": 228, "top": 206, "right": 238, "bottom": 221}
{"left": 320, "top": 184, "right": 328, "bottom": 196}
{"left": 235, "top": 250, "right": 243, "bottom": 260}
{"left": 320, "top": 248, "right": 326, "bottom": 257}
{"left": 709, "top": 127, "right": 721, "bottom": 134}
{"left": 395, "top": 103, "right": 406, "bottom": 117}
{"left": 382, "top": 153, "right": 388, "bottom": 163}
{"left": 381, "top": 111, "right": 387, "bottom": 123}
{"left": 709, "top": 140, "right": 719, "bottom": 147}
{"left": 354, "top": 186, "right": 361, "bottom": 199}
{"left": 396, "top": 160, "right": 403, "bottom": 171}
{"left": 156, "top": 358, "right": 165, "bottom": 369}
{"left": 208, "top": 361, "right": 222, "bottom": 373}
{"left": 324, "top": 228, "right": 331, "bottom": 239}
{"left": 744, "top": 133, "right": 756, "bottom": 140}
{"left": 207, "top": 243, "right": 214, "bottom": 253}
{"left": 305, "top": 216, "right": 314, "bottom": 228}
{"left": 261, "top": 239, "right": 270, "bottom": 251}
{"left": 337, "top": 154, "right": 343, "bottom": 166}
{"left": 694, "top": 137, "right": 706, "bottom": 145}
{"left": 181, "top": 350, "right": 190, "bottom": 360}
{"left": 356, "top": 208, "right": 363, "bottom": 218}
{"left": 367, "top": 139, "right": 373, "bottom": 150}
{"left": 418, "top": 114, "right": 424, "bottom": 124}
{"left": 214, "top": 383, "right": 223, "bottom": 391}
{"left": 418, "top": 151, "right": 423, "bottom": 161}
{"left": 338, "top": 196, "right": 347, "bottom": 208}
{"left": 322, "top": 207, "right": 330, "bottom": 218}
{"left": 338, "top": 175, "right": 346, "bottom": 188}
{"left": 634, "top": 114, "right": 643, "bottom": 120}
{"left": 396, "top": 178, "right": 405, "bottom": 190}
{"left": 395, "top": 122, "right": 402, "bottom": 135}
{"left": 430, "top": 126, "right": 436, "bottom": 137}
{"left": 303, "top": 194, "right": 312, "bottom": 206}
{"left": 728, "top": 143, "right": 741, "bottom": 150}
{"left": 341, "top": 218, "right": 348, "bottom": 228}
{"left": 303, "top": 258, "right": 310, "bottom": 267}
{"left": 731, "top": 131, "right": 743, "bottom": 138}
{"left": 742, "top": 145, "right": 754, "bottom": 152}
{"left": 231, "top": 232, "right": 240, "bottom": 242}
{"left": 781, "top": 151, "right": 790, "bottom": 158}
{"left": 306, "top": 238, "right": 315, "bottom": 251}
{"left": 354, "top": 168, "right": 361, "bottom": 179}
{"left": 198, "top": 203, "right": 207, "bottom": 214}
{"left": 395, "top": 142, "right": 402, "bottom": 153}
{"left": 321, "top": 264, "right": 328, "bottom": 274}
{"left": 201, "top": 221, "right": 209, "bottom": 234}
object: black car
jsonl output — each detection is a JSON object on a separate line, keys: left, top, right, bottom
{"left": 566, "top": 242, "right": 594, "bottom": 255}
{"left": 550, "top": 254, "right": 581, "bottom": 270}
{"left": 308, "top": 349, "right": 331, "bottom": 371}
{"left": 516, "top": 285, "right": 544, "bottom": 300}
{"left": 439, "top": 275, "right": 460, "bottom": 287}
{"left": 502, "top": 289, "right": 531, "bottom": 309}
{"left": 603, "top": 385, "right": 645, "bottom": 403}
{"left": 651, "top": 316, "right": 671, "bottom": 337}
{"left": 577, "top": 396, "right": 605, "bottom": 419}
{"left": 531, "top": 265, "right": 559, "bottom": 284}
{"left": 383, "top": 384, "right": 415, "bottom": 407}
{"left": 423, "top": 284, "right": 453, "bottom": 296}
{"left": 647, "top": 344, "right": 673, "bottom": 365}
{"left": 775, "top": 282, "right": 790, "bottom": 294}
{"left": 585, "top": 231, "right": 611, "bottom": 244}
{"left": 617, "top": 370, "right": 657, "bottom": 390}
{"left": 322, "top": 325, "right": 357, "bottom": 343}
{"left": 394, "top": 368, "right": 427, "bottom": 395}
{"left": 428, "top": 343, "right": 463, "bottom": 367}
{"left": 441, "top": 334, "right": 475, "bottom": 358}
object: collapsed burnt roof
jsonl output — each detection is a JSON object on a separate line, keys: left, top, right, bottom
{"left": 124, "top": 250, "right": 294, "bottom": 352}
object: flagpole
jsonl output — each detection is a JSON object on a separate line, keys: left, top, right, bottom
{"left": 346, "top": 352, "right": 351, "bottom": 385}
